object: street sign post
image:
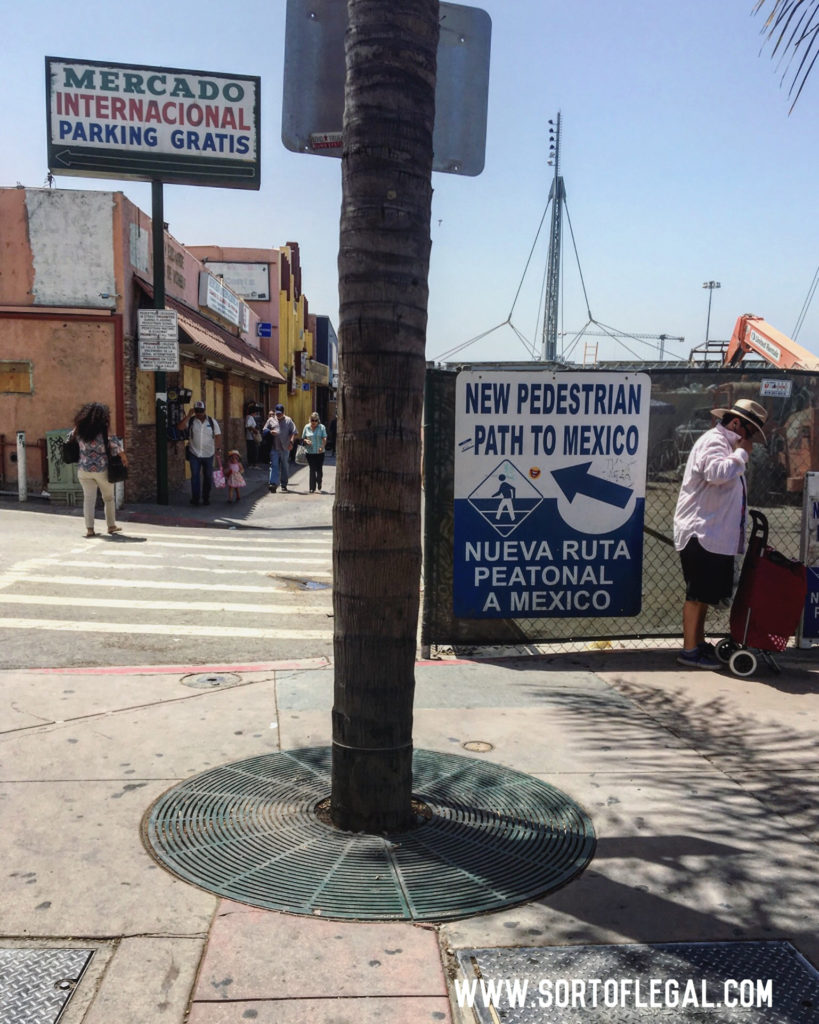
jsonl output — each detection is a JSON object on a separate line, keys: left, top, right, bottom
{"left": 46, "top": 55, "right": 261, "bottom": 503}
{"left": 453, "top": 370, "right": 652, "bottom": 618}
{"left": 282, "top": 0, "right": 491, "bottom": 175}
{"left": 138, "top": 309, "right": 179, "bottom": 371}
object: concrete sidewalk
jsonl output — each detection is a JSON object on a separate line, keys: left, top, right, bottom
{"left": 1, "top": 452, "right": 337, "bottom": 534}
{"left": 120, "top": 454, "right": 338, "bottom": 533}
{"left": 2, "top": 646, "right": 818, "bottom": 1023}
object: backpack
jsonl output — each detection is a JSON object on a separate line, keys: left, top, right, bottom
{"left": 187, "top": 415, "right": 216, "bottom": 439}
{"left": 185, "top": 415, "right": 216, "bottom": 461}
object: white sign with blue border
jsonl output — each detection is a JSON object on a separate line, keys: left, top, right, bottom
{"left": 454, "top": 370, "right": 651, "bottom": 618}
{"left": 800, "top": 472, "right": 819, "bottom": 641}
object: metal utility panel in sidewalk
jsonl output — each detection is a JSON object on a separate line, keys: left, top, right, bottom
{"left": 282, "top": 0, "right": 491, "bottom": 176}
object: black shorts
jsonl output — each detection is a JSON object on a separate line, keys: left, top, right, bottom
{"left": 679, "top": 536, "right": 734, "bottom": 606}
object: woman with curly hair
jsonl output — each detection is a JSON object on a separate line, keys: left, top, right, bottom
{"left": 69, "top": 402, "right": 127, "bottom": 537}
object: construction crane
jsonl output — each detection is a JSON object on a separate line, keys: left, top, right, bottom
{"left": 561, "top": 327, "right": 685, "bottom": 363}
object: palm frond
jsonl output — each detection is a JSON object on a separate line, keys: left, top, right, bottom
{"left": 754, "top": 0, "right": 819, "bottom": 110}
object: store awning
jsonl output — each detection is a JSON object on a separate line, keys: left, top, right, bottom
{"left": 176, "top": 313, "right": 285, "bottom": 383}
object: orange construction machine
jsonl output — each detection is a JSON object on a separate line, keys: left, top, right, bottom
{"left": 724, "top": 314, "right": 819, "bottom": 371}
{"left": 723, "top": 315, "right": 819, "bottom": 496}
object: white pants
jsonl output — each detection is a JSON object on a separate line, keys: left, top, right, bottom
{"left": 77, "top": 469, "right": 116, "bottom": 531}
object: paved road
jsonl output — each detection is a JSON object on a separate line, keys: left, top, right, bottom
{"left": 0, "top": 509, "right": 334, "bottom": 669}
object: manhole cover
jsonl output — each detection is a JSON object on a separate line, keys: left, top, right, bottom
{"left": 463, "top": 740, "right": 495, "bottom": 753}
{"left": 0, "top": 948, "right": 94, "bottom": 1024}
{"left": 455, "top": 942, "right": 819, "bottom": 1023}
{"left": 181, "top": 672, "right": 242, "bottom": 690}
{"left": 144, "top": 746, "right": 594, "bottom": 921}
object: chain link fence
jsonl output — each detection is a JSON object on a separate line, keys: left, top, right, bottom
{"left": 422, "top": 363, "right": 817, "bottom": 650}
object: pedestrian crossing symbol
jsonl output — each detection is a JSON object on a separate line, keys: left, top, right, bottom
{"left": 467, "top": 460, "right": 543, "bottom": 538}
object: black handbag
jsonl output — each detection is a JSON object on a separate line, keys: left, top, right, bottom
{"left": 104, "top": 428, "right": 128, "bottom": 483}
{"left": 62, "top": 434, "right": 80, "bottom": 464}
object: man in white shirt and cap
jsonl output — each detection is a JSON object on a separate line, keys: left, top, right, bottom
{"left": 179, "top": 400, "right": 222, "bottom": 506}
{"left": 673, "top": 398, "right": 768, "bottom": 669}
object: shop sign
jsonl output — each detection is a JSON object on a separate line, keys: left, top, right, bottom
{"left": 46, "top": 56, "right": 261, "bottom": 189}
{"left": 454, "top": 370, "right": 651, "bottom": 618}
{"left": 198, "top": 271, "right": 251, "bottom": 330}
{"left": 205, "top": 261, "right": 270, "bottom": 300}
{"left": 303, "top": 358, "right": 330, "bottom": 385}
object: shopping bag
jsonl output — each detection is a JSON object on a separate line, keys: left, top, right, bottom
{"left": 62, "top": 435, "right": 80, "bottom": 464}
{"left": 213, "top": 467, "right": 226, "bottom": 488}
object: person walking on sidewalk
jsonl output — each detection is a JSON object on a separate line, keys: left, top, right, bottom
{"left": 301, "top": 411, "right": 327, "bottom": 493}
{"left": 179, "top": 401, "right": 222, "bottom": 506}
{"left": 673, "top": 398, "right": 768, "bottom": 669}
{"left": 71, "top": 401, "right": 126, "bottom": 537}
{"left": 263, "top": 403, "right": 297, "bottom": 493}
{"left": 244, "top": 403, "right": 261, "bottom": 466}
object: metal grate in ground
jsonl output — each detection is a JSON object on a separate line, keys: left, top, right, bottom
{"left": 144, "top": 746, "right": 595, "bottom": 921}
{"left": 0, "top": 948, "right": 94, "bottom": 1024}
{"left": 455, "top": 941, "right": 819, "bottom": 1023}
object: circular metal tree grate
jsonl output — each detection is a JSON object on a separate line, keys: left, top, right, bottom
{"left": 144, "top": 747, "right": 595, "bottom": 921}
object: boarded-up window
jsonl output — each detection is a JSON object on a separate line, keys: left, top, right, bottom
{"left": 136, "top": 371, "right": 156, "bottom": 424}
{"left": 230, "top": 383, "right": 244, "bottom": 417}
{"left": 0, "top": 361, "right": 32, "bottom": 394}
{"left": 182, "top": 364, "right": 200, "bottom": 400}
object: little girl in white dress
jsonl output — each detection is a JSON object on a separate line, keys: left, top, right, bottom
{"left": 225, "top": 449, "right": 246, "bottom": 502}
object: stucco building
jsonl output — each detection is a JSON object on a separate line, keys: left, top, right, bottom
{"left": 0, "top": 185, "right": 332, "bottom": 501}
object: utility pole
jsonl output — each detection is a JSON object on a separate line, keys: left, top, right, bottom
{"left": 542, "top": 113, "right": 565, "bottom": 362}
{"left": 702, "top": 280, "right": 721, "bottom": 343}
{"left": 153, "top": 181, "right": 168, "bottom": 504}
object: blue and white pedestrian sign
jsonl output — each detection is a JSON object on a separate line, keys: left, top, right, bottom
{"left": 799, "top": 472, "right": 819, "bottom": 641}
{"left": 454, "top": 370, "right": 652, "bottom": 618}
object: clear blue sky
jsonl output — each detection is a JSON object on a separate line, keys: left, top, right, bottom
{"left": 4, "top": 0, "right": 818, "bottom": 364}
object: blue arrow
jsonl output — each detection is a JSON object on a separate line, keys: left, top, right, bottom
{"left": 552, "top": 461, "right": 633, "bottom": 509}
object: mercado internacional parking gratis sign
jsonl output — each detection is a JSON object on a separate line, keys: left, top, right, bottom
{"left": 453, "top": 371, "right": 651, "bottom": 619}
{"left": 45, "top": 56, "right": 260, "bottom": 189}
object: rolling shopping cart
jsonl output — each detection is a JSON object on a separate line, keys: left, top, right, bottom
{"left": 716, "top": 510, "right": 807, "bottom": 677}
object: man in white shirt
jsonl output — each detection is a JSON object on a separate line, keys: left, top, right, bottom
{"left": 673, "top": 398, "right": 768, "bottom": 669}
{"left": 179, "top": 400, "right": 222, "bottom": 506}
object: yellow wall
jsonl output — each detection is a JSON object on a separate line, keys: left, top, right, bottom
{"left": 277, "top": 246, "right": 316, "bottom": 433}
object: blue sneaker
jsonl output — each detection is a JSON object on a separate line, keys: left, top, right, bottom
{"left": 677, "top": 647, "right": 720, "bottom": 669}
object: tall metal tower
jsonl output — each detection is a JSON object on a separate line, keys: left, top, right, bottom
{"left": 542, "top": 113, "right": 565, "bottom": 362}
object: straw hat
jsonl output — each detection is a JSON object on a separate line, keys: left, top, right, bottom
{"left": 709, "top": 398, "right": 768, "bottom": 441}
{"left": 228, "top": 449, "right": 241, "bottom": 457}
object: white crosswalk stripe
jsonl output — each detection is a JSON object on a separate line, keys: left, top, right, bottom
{"left": 0, "top": 526, "right": 335, "bottom": 658}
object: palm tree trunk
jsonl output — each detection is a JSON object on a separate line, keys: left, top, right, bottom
{"left": 331, "top": 0, "right": 439, "bottom": 833}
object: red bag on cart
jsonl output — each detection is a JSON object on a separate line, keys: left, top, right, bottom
{"left": 730, "top": 511, "right": 807, "bottom": 652}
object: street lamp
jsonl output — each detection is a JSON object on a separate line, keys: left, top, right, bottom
{"left": 702, "top": 281, "right": 721, "bottom": 343}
